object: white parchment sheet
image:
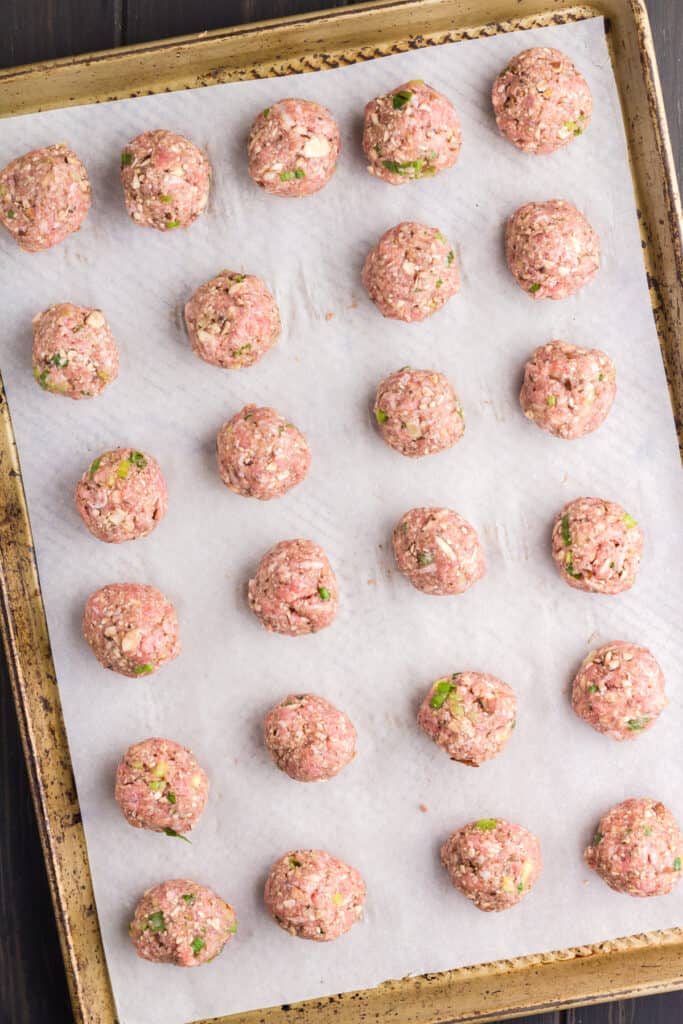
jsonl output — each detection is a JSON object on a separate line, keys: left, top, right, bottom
{"left": 1, "top": 17, "right": 682, "bottom": 1024}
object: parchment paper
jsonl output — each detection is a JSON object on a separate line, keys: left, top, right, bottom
{"left": 1, "top": 17, "right": 682, "bottom": 1024}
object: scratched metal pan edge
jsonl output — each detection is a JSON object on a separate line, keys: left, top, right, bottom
{"left": 0, "top": 2, "right": 681, "bottom": 1023}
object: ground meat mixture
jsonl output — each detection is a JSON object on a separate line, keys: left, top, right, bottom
{"left": 264, "top": 694, "right": 357, "bottom": 782}
{"left": 393, "top": 507, "right": 486, "bottom": 596}
{"left": 362, "top": 222, "right": 459, "bottom": 322}
{"left": 584, "top": 798, "right": 683, "bottom": 897}
{"left": 418, "top": 672, "right": 517, "bottom": 766}
{"left": 505, "top": 199, "right": 600, "bottom": 300}
{"left": 75, "top": 448, "right": 167, "bottom": 543}
{"left": 116, "top": 737, "right": 209, "bottom": 833}
{"left": 571, "top": 641, "right": 667, "bottom": 740}
{"left": 0, "top": 143, "right": 91, "bottom": 252}
{"left": 184, "top": 270, "right": 281, "bottom": 369}
{"left": 32, "top": 303, "right": 119, "bottom": 400}
{"left": 362, "top": 80, "right": 462, "bottom": 184}
{"left": 216, "top": 404, "right": 310, "bottom": 500}
{"left": 248, "top": 99, "right": 341, "bottom": 197}
{"left": 264, "top": 849, "right": 366, "bottom": 941}
{"left": 120, "top": 129, "right": 211, "bottom": 231}
{"left": 129, "top": 879, "right": 237, "bottom": 966}
{"left": 492, "top": 47, "right": 593, "bottom": 155}
{"left": 248, "top": 539, "right": 338, "bottom": 636}
{"left": 520, "top": 340, "right": 616, "bottom": 439}
{"left": 82, "top": 582, "right": 180, "bottom": 677}
{"left": 551, "top": 496, "right": 643, "bottom": 594}
{"left": 441, "top": 818, "right": 543, "bottom": 911}
{"left": 373, "top": 367, "right": 464, "bottom": 457}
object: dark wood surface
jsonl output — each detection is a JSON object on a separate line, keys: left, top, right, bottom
{"left": 0, "top": 2, "right": 680, "bottom": 1023}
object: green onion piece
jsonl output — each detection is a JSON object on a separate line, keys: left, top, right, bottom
{"left": 598, "top": 373, "right": 604, "bottom": 381}
{"left": 166, "top": 791, "right": 177, "bottom": 804}
{"left": 232, "top": 274, "right": 246, "bottom": 283}
{"left": 586, "top": 685, "right": 599, "bottom": 694}
{"left": 288, "top": 857, "right": 302, "bottom": 869}
{"left": 447, "top": 250, "right": 454, "bottom": 265}
{"left": 561, "top": 514, "right": 571, "bottom": 547}
{"left": 129, "top": 451, "right": 147, "bottom": 469}
{"left": 626, "top": 717, "right": 649, "bottom": 731}
{"left": 35, "top": 369, "right": 50, "bottom": 390}
{"left": 159, "top": 193, "right": 173, "bottom": 203}
{"left": 51, "top": 352, "right": 68, "bottom": 368}
{"left": 148, "top": 779, "right": 164, "bottom": 791}
{"left": 121, "top": 152, "right": 133, "bottom": 167}
{"left": 294, "top": 168, "right": 305, "bottom": 179}
{"left": 674, "top": 858, "right": 682, "bottom": 871}
{"left": 318, "top": 586, "right": 331, "bottom": 601}
{"left": 417, "top": 551, "right": 434, "bottom": 566}
{"left": 191, "top": 936, "right": 205, "bottom": 956}
{"left": 429, "top": 679, "right": 454, "bottom": 709}
{"left": 528, "top": 283, "right": 541, "bottom": 293}
{"left": 392, "top": 89, "right": 413, "bottom": 109}
{"left": 547, "top": 395, "right": 557, "bottom": 407}
{"left": 146, "top": 911, "right": 166, "bottom": 932}
{"left": 116, "top": 459, "right": 131, "bottom": 479}
{"left": 163, "top": 827, "right": 191, "bottom": 843}
{"left": 375, "top": 408, "right": 388, "bottom": 424}
{"left": 182, "top": 893, "right": 196, "bottom": 905}
{"left": 133, "top": 664, "right": 154, "bottom": 676}
{"left": 227, "top": 920, "right": 238, "bottom": 934}
{"left": 623, "top": 513, "right": 638, "bottom": 529}
{"left": 165, "top": 220, "right": 181, "bottom": 229}
{"left": 474, "top": 819, "right": 497, "bottom": 831}
{"left": 436, "top": 278, "right": 443, "bottom": 288}
{"left": 6, "top": 209, "right": 15, "bottom": 219}
{"left": 593, "top": 831, "right": 603, "bottom": 845}
{"left": 565, "top": 559, "right": 583, "bottom": 580}
{"left": 262, "top": 107, "right": 270, "bottom": 117}
{"left": 89, "top": 457, "right": 101, "bottom": 477}
{"left": 279, "top": 170, "right": 296, "bottom": 181}
{"left": 517, "top": 882, "right": 524, "bottom": 892}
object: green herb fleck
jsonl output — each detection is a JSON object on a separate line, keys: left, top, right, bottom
{"left": 288, "top": 857, "right": 302, "bottom": 869}
{"left": 146, "top": 910, "right": 166, "bottom": 933}
{"left": 133, "top": 664, "right": 154, "bottom": 676}
{"left": 129, "top": 451, "right": 147, "bottom": 469}
{"left": 593, "top": 831, "right": 603, "bottom": 845}
{"left": 598, "top": 373, "right": 604, "bottom": 381}
{"left": 430, "top": 679, "right": 454, "bottom": 709}
{"left": 626, "top": 717, "right": 649, "bottom": 731}
{"left": 674, "top": 858, "right": 682, "bottom": 871}
{"left": 528, "top": 282, "right": 541, "bottom": 294}
{"left": 447, "top": 250, "right": 454, "bottom": 265}
{"left": 294, "top": 168, "right": 305, "bottom": 179}
{"left": 609, "top": 561, "right": 615, "bottom": 569}
{"left": 318, "top": 586, "right": 331, "bottom": 601}
{"left": 517, "top": 882, "right": 524, "bottom": 892}
{"left": 191, "top": 936, "right": 205, "bottom": 957}
{"left": 375, "top": 408, "right": 388, "bottom": 424}
{"left": 182, "top": 893, "right": 196, "bottom": 905}
{"left": 547, "top": 395, "right": 557, "bottom": 407}
{"left": 159, "top": 193, "right": 173, "bottom": 203}
{"left": 227, "top": 920, "right": 238, "bottom": 934}
{"left": 262, "top": 107, "right": 271, "bottom": 117}
{"left": 623, "top": 513, "right": 638, "bottom": 529}
{"left": 51, "top": 352, "right": 68, "bottom": 368}
{"left": 166, "top": 791, "right": 177, "bottom": 804}
{"left": 36, "top": 369, "right": 50, "bottom": 390}
{"left": 164, "top": 220, "right": 181, "bottom": 229}
{"left": 88, "top": 457, "right": 101, "bottom": 477}
{"left": 475, "top": 819, "right": 497, "bottom": 831}
{"left": 163, "top": 827, "right": 191, "bottom": 843}
{"left": 417, "top": 550, "right": 434, "bottom": 566}
{"left": 120, "top": 151, "right": 133, "bottom": 167}
{"left": 7, "top": 208, "right": 16, "bottom": 219}
{"left": 586, "top": 684, "right": 599, "bottom": 694}
{"left": 392, "top": 89, "right": 413, "bottom": 109}
{"left": 561, "top": 513, "right": 571, "bottom": 547}
{"left": 435, "top": 278, "right": 443, "bottom": 288}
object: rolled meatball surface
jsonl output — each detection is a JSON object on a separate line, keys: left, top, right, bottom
{"left": 393, "top": 507, "right": 485, "bottom": 596}
{"left": 374, "top": 367, "right": 464, "bottom": 457}
{"left": 115, "top": 737, "right": 208, "bottom": 833}
{"left": 505, "top": 199, "right": 600, "bottom": 300}
{"left": 571, "top": 641, "right": 667, "bottom": 740}
{"left": 75, "top": 448, "right": 167, "bottom": 543}
{"left": 551, "top": 496, "right": 643, "bottom": 594}
{"left": 264, "top": 693, "right": 357, "bottom": 782}
{"left": 184, "top": 270, "right": 281, "bottom": 369}
{"left": 520, "top": 340, "right": 616, "bottom": 439}
{"left": 217, "top": 404, "right": 310, "bottom": 500}
{"left": 120, "top": 129, "right": 211, "bottom": 231}
{"left": 264, "top": 849, "right": 365, "bottom": 941}
{"left": 248, "top": 539, "right": 338, "bottom": 636}
{"left": 0, "top": 143, "right": 91, "bottom": 252}
{"left": 418, "top": 672, "right": 517, "bottom": 766}
{"left": 441, "top": 818, "right": 542, "bottom": 911}
{"left": 362, "top": 222, "right": 459, "bottom": 322}
{"left": 83, "top": 582, "right": 180, "bottom": 677}
{"left": 129, "top": 879, "right": 237, "bottom": 965}
{"left": 248, "top": 99, "right": 341, "bottom": 197}
{"left": 363, "top": 80, "right": 461, "bottom": 184}
{"left": 492, "top": 47, "right": 592, "bottom": 154}
{"left": 32, "top": 303, "right": 119, "bottom": 400}
{"left": 584, "top": 798, "right": 683, "bottom": 897}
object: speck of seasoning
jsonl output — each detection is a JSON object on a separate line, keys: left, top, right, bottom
{"left": 419, "top": 803, "right": 428, "bottom": 813}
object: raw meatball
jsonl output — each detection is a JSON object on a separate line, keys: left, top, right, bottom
{"left": 129, "top": 879, "right": 237, "bottom": 965}
{"left": 441, "top": 818, "right": 543, "bottom": 911}
{"left": 393, "top": 507, "right": 486, "bottom": 596}
{"left": 505, "top": 199, "right": 600, "bottom": 300}
{"left": 362, "top": 80, "right": 462, "bottom": 184}
{"left": 492, "top": 47, "right": 592, "bottom": 155}
{"left": 32, "top": 303, "right": 119, "bottom": 400}
{"left": 115, "top": 737, "right": 208, "bottom": 833}
{"left": 551, "top": 496, "right": 643, "bottom": 594}
{"left": 264, "top": 849, "right": 365, "bottom": 941}
{"left": 363, "top": 222, "right": 459, "bottom": 322}
{"left": 217, "top": 405, "right": 310, "bottom": 500}
{"left": 75, "top": 448, "right": 167, "bottom": 543}
{"left": 120, "top": 129, "right": 211, "bottom": 231}
{"left": 248, "top": 539, "right": 338, "bottom": 636}
{"left": 264, "top": 694, "right": 357, "bottom": 782}
{"left": 83, "top": 582, "right": 180, "bottom": 677}
{"left": 373, "top": 367, "right": 464, "bottom": 457}
{"left": 248, "top": 99, "right": 341, "bottom": 197}
{"left": 0, "top": 144, "right": 91, "bottom": 252}
{"left": 520, "top": 340, "right": 616, "bottom": 439}
{"left": 184, "top": 270, "right": 280, "bottom": 369}
{"left": 584, "top": 798, "right": 683, "bottom": 897}
{"left": 571, "top": 641, "right": 667, "bottom": 740}
{"left": 418, "top": 672, "right": 517, "bottom": 766}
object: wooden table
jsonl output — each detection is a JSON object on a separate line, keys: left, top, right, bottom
{"left": 0, "top": 3, "right": 680, "bottom": 1022}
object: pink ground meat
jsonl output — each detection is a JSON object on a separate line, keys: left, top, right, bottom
{"left": 82, "top": 582, "right": 180, "bottom": 677}
{"left": 116, "top": 737, "right": 208, "bottom": 833}
{"left": 492, "top": 47, "right": 593, "bottom": 155}
{"left": 184, "top": 270, "right": 281, "bottom": 369}
{"left": 120, "top": 129, "right": 211, "bottom": 231}
{"left": 264, "top": 694, "right": 357, "bottom": 782}
{"left": 216, "top": 404, "right": 310, "bottom": 500}
{"left": 441, "top": 818, "right": 543, "bottom": 912}
{"left": 32, "top": 302, "right": 119, "bottom": 400}
{"left": 248, "top": 539, "right": 338, "bottom": 636}
{"left": 393, "top": 507, "right": 486, "bottom": 596}
{"left": 520, "top": 340, "right": 616, "bottom": 439}
{"left": 584, "top": 798, "right": 683, "bottom": 897}
{"left": 264, "top": 849, "right": 366, "bottom": 941}
{"left": 130, "top": 879, "right": 237, "bottom": 966}
{"left": 248, "top": 98, "right": 341, "bottom": 197}
{"left": 571, "top": 641, "right": 667, "bottom": 741}
{"left": 551, "top": 496, "right": 643, "bottom": 594}
{"left": 373, "top": 367, "right": 464, "bottom": 457}
{"left": 418, "top": 672, "right": 517, "bottom": 766}
{"left": 505, "top": 199, "right": 600, "bottom": 300}
{"left": 362, "top": 222, "right": 459, "bottom": 322}
{"left": 0, "top": 143, "right": 91, "bottom": 252}
{"left": 75, "top": 448, "right": 167, "bottom": 543}
{"left": 362, "top": 80, "right": 462, "bottom": 184}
